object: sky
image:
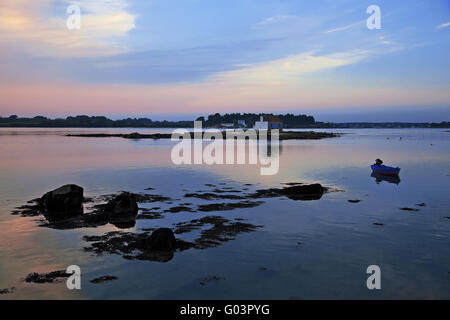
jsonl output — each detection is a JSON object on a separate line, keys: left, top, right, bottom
{"left": 0, "top": 0, "right": 449, "bottom": 122}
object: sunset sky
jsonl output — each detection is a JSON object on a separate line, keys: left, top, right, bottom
{"left": 0, "top": 0, "right": 449, "bottom": 121}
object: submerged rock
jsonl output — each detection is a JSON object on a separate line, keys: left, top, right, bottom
{"left": 197, "top": 201, "right": 263, "bottom": 212}
{"left": 185, "top": 192, "right": 246, "bottom": 200}
{"left": 90, "top": 275, "right": 118, "bottom": 284}
{"left": 416, "top": 203, "right": 426, "bottom": 207}
{"left": 0, "top": 287, "right": 15, "bottom": 295}
{"left": 400, "top": 207, "right": 420, "bottom": 212}
{"left": 164, "top": 206, "right": 195, "bottom": 213}
{"left": 40, "top": 184, "right": 84, "bottom": 215}
{"left": 84, "top": 216, "right": 263, "bottom": 261}
{"left": 83, "top": 229, "right": 191, "bottom": 262}
{"left": 199, "top": 275, "right": 223, "bottom": 286}
{"left": 25, "top": 270, "right": 71, "bottom": 283}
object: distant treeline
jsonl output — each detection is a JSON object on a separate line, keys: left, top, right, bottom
{"left": 0, "top": 115, "right": 193, "bottom": 128}
{"left": 0, "top": 114, "right": 449, "bottom": 128}
{"left": 196, "top": 113, "right": 315, "bottom": 128}
{"left": 313, "top": 121, "right": 450, "bottom": 128}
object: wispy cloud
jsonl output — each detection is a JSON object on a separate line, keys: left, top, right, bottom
{"left": 0, "top": 0, "right": 135, "bottom": 57}
{"left": 323, "top": 20, "right": 364, "bottom": 34}
{"left": 323, "top": 25, "right": 352, "bottom": 33}
{"left": 379, "top": 36, "right": 393, "bottom": 45}
{"left": 213, "top": 50, "right": 370, "bottom": 85}
{"left": 256, "top": 15, "right": 297, "bottom": 25}
{"left": 68, "top": 0, "right": 129, "bottom": 13}
{"left": 437, "top": 22, "right": 450, "bottom": 29}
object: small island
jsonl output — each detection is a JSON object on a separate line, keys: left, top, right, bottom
{"left": 66, "top": 131, "right": 340, "bottom": 140}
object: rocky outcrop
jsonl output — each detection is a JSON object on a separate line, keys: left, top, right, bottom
{"left": 40, "top": 184, "right": 84, "bottom": 215}
{"left": 278, "top": 183, "right": 324, "bottom": 196}
{"left": 251, "top": 183, "right": 325, "bottom": 201}
{"left": 25, "top": 270, "right": 71, "bottom": 283}
{"left": 145, "top": 228, "right": 177, "bottom": 251}
{"left": 90, "top": 275, "right": 118, "bottom": 284}
{"left": 104, "top": 192, "right": 139, "bottom": 219}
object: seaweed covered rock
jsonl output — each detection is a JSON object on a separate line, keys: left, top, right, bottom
{"left": 40, "top": 184, "right": 84, "bottom": 215}
{"left": 278, "top": 183, "right": 324, "bottom": 200}
{"left": 252, "top": 183, "right": 325, "bottom": 201}
{"left": 104, "top": 192, "right": 139, "bottom": 219}
{"left": 145, "top": 228, "right": 177, "bottom": 251}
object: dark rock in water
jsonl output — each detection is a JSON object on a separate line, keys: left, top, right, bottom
{"left": 40, "top": 184, "right": 84, "bottom": 215}
{"left": 145, "top": 228, "right": 177, "bottom": 251}
{"left": 18, "top": 190, "right": 170, "bottom": 230}
{"left": 11, "top": 203, "right": 41, "bottom": 217}
{"left": 373, "top": 222, "right": 384, "bottom": 226}
{"left": 90, "top": 275, "right": 118, "bottom": 284}
{"left": 0, "top": 287, "right": 15, "bottom": 295}
{"left": 164, "top": 206, "right": 195, "bottom": 213}
{"left": 197, "top": 201, "right": 263, "bottom": 212}
{"left": 279, "top": 184, "right": 324, "bottom": 196}
{"left": 83, "top": 230, "right": 188, "bottom": 263}
{"left": 199, "top": 275, "right": 223, "bottom": 286}
{"left": 400, "top": 207, "right": 420, "bottom": 212}
{"left": 251, "top": 183, "right": 325, "bottom": 201}
{"left": 25, "top": 270, "right": 71, "bottom": 283}
{"left": 110, "top": 220, "right": 136, "bottom": 229}
{"left": 348, "top": 200, "right": 361, "bottom": 203}
{"left": 137, "top": 208, "right": 163, "bottom": 220}
{"left": 84, "top": 216, "right": 262, "bottom": 262}
{"left": 133, "top": 193, "right": 171, "bottom": 203}
{"left": 173, "top": 216, "right": 263, "bottom": 249}
{"left": 185, "top": 192, "right": 246, "bottom": 200}
{"left": 416, "top": 203, "right": 426, "bottom": 207}
{"left": 104, "top": 192, "right": 139, "bottom": 218}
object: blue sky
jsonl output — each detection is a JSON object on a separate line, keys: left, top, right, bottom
{"left": 0, "top": 0, "right": 449, "bottom": 121}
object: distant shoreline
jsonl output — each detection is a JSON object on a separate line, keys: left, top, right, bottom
{"left": 1, "top": 125, "right": 449, "bottom": 129}
{"left": 1, "top": 114, "right": 449, "bottom": 129}
{"left": 66, "top": 131, "right": 341, "bottom": 140}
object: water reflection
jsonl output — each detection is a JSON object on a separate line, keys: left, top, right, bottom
{"left": 1, "top": 128, "right": 449, "bottom": 299}
{"left": 371, "top": 172, "right": 401, "bottom": 185}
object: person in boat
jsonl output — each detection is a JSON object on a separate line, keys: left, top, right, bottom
{"left": 374, "top": 159, "right": 383, "bottom": 166}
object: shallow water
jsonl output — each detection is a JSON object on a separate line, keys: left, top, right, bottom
{"left": 0, "top": 128, "right": 449, "bottom": 299}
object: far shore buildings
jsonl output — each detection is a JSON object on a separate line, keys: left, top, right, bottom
{"left": 254, "top": 115, "right": 283, "bottom": 130}
{"left": 237, "top": 120, "right": 247, "bottom": 128}
{"left": 220, "top": 119, "right": 247, "bottom": 128}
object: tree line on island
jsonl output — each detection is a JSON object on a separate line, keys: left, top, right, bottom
{"left": 195, "top": 113, "right": 315, "bottom": 127}
{"left": 0, "top": 114, "right": 449, "bottom": 128}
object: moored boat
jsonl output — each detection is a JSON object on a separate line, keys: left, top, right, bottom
{"left": 370, "top": 165, "right": 400, "bottom": 177}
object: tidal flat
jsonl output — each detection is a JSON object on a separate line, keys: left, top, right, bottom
{"left": 0, "top": 128, "right": 449, "bottom": 299}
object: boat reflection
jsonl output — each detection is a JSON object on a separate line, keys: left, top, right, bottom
{"left": 371, "top": 172, "right": 401, "bottom": 185}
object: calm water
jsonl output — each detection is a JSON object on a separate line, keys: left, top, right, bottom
{"left": 0, "top": 128, "right": 449, "bottom": 299}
